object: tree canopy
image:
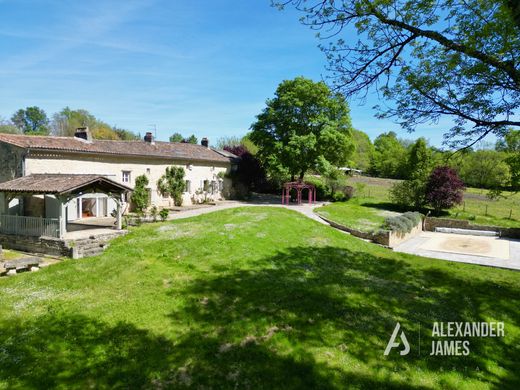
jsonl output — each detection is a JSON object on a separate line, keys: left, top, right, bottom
{"left": 350, "top": 129, "right": 374, "bottom": 171}
{"left": 369, "top": 131, "right": 407, "bottom": 178}
{"left": 51, "top": 107, "right": 139, "bottom": 140}
{"left": 250, "top": 76, "right": 354, "bottom": 180}
{"left": 169, "top": 133, "right": 198, "bottom": 144}
{"left": 11, "top": 106, "right": 50, "bottom": 135}
{"left": 276, "top": 0, "right": 520, "bottom": 148}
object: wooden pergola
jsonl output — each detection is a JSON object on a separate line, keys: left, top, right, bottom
{"left": 281, "top": 181, "right": 316, "bottom": 205}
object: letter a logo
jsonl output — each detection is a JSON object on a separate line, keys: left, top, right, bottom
{"left": 384, "top": 322, "right": 410, "bottom": 356}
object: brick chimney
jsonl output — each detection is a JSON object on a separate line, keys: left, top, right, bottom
{"left": 144, "top": 132, "right": 154, "bottom": 144}
{"left": 74, "top": 127, "right": 92, "bottom": 142}
{"left": 201, "top": 137, "right": 209, "bottom": 148}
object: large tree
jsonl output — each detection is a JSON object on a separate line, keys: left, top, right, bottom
{"left": 369, "top": 131, "right": 407, "bottom": 178}
{"left": 350, "top": 129, "right": 374, "bottom": 171}
{"left": 459, "top": 149, "right": 511, "bottom": 189}
{"left": 390, "top": 137, "right": 433, "bottom": 208}
{"left": 250, "top": 76, "right": 354, "bottom": 180}
{"left": 276, "top": 0, "right": 520, "bottom": 148}
{"left": 11, "top": 106, "right": 50, "bottom": 135}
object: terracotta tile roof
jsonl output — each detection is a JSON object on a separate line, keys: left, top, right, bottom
{"left": 0, "top": 133, "right": 232, "bottom": 163}
{"left": 0, "top": 174, "right": 132, "bottom": 195}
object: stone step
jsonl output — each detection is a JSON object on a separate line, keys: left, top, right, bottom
{"left": 80, "top": 248, "right": 106, "bottom": 257}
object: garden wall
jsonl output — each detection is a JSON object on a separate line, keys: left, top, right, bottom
{"left": 424, "top": 217, "right": 520, "bottom": 239}
{"left": 0, "top": 231, "right": 127, "bottom": 258}
{"left": 319, "top": 216, "right": 422, "bottom": 247}
{"left": 0, "top": 233, "right": 70, "bottom": 257}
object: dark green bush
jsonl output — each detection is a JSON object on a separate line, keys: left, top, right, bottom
{"left": 332, "top": 191, "right": 347, "bottom": 202}
{"left": 159, "top": 208, "right": 169, "bottom": 222}
{"left": 304, "top": 176, "right": 330, "bottom": 201}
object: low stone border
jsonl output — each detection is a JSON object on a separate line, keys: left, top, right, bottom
{"left": 424, "top": 217, "right": 520, "bottom": 239}
{"left": 318, "top": 216, "right": 422, "bottom": 248}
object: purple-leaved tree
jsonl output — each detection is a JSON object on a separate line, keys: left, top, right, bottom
{"left": 426, "top": 167, "right": 465, "bottom": 214}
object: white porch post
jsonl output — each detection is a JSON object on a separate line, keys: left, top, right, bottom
{"left": 116, "top": 195, "right": 123, "bottom": 230}
{"left": 57, "top": 196, "right": 67, "bottom": 239}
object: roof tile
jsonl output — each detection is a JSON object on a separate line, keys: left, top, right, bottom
{"left": 0, "top": 133, "right": 232, "bottom": 163}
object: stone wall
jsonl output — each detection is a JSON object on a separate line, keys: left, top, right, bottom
{"left": 318, "top": 216, "right": 422, "bottom": 247}
{"left": 424, "top": 217, "right": 520, "bottom": 239}
{"left": 0, "top": 143, "right": 25, "bottom": 183}
{"left": 387, "top": 223, "right": 423, "bottom": 247}
{"left": 0, "top": 230, "right": 127, "bottom": 258}
{"left": 0, "top": 234, "right": 70, "bottom": 257}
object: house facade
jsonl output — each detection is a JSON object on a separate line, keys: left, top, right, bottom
{"left": 0, "top": 129, "right": 236, "bottom": 224}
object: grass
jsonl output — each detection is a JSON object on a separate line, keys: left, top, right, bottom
{"left": 0, "top": 249, "right": 25, "bottom": 261}
{"left": 349, "top": 176, "right": 520, "bottom": 228}
{"left": 314, "top": 197, "right": 396, "bottom": 232}
{"left": 0, "top": 207, "right": 519, "bottom": 389}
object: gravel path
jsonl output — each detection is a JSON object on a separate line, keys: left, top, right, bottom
{"left": 167, "top": 200, "right": 329, "bottom": 225}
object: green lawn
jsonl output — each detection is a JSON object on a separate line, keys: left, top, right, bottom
{"left": 0, "top": 207, "right": 519, "bottom": 389}
{"left": 314, "top": 197, "right": 394, "bottom": 232}
{"left": 0, "top": 249, "right": 25, "bottom": 261}
{"left": 349, "top": 176, "right": 520, "bottom": 228}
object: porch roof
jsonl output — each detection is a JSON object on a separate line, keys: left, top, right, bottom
{"left": 0, "top": 174, "right": 132, "bottom": 196}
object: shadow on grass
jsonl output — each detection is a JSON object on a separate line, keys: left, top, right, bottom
{"left": 0, "top": 313, "right": 341, "bottom": 389}
{"left": 1, "top": 246, "right": 519, "bottom": 388}
{"left": 172, "top": 246, "right": 520, "bottom": 388}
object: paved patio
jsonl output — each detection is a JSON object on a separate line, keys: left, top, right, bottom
{"left": 394, "top": 231, "right": 520, "bottom": 270}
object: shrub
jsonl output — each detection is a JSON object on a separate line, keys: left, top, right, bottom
{"left": 389, "top": 179, "right": 427, "bottom": 209}
{"left": 383, "top": 212, "right": 422, "bottom": 233}
{"left": 304, "top": 176, "right": 331, "bottom": 201}
{"left": 332, "top": 191, "right": 347, "bottom": 202}
{"left": 157, "top": 166, "right": 185, "bottom": 207}
{"left": 150, "top": 206, "right": 158, "bottom": 222}
{"left": 159, "top": 208, "right": 169, "bottom": 222}
{"left": 402, "top": 211, "right": 422, "bottom": 226}
{"left": 131, "top": 175, "right": 150, "bottom": 213}
{"left": 340, "top": 185, "right": 355, "bottom": 200}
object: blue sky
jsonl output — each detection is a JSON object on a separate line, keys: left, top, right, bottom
{"left": 0, "top": 0, "right": 459, "bottom": 146}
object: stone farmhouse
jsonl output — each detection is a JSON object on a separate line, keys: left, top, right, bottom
{"left": 0, "top": 128, "right": 236, "bottom": 243}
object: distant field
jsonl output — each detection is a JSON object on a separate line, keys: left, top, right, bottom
{"left": 347, "top": 176, "right": 520, "bottom": 228}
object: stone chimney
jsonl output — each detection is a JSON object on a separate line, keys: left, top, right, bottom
{"left": 201, "top": 137, "right": 209, "bottom": 148}
{"left": 144, "top": 132, "right": 154, "bottom": 144}
{"left": 74, "top": 127, "right": 92, "bottom": 142}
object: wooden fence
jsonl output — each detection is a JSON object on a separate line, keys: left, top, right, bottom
{"left": 0, "top": 214, "right": 60, "bottom": 238}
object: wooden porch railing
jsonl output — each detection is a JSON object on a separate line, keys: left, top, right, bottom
{"left": 0, "top": 214, "right": 61, "bottom": 238}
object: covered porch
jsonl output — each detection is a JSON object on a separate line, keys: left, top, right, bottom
{"left": 0, "top": 174, "right": 131, "bottom": 239}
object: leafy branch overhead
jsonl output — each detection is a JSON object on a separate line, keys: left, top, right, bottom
{"left": 276, "top": 0, "right": 520, "bottom": 147}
